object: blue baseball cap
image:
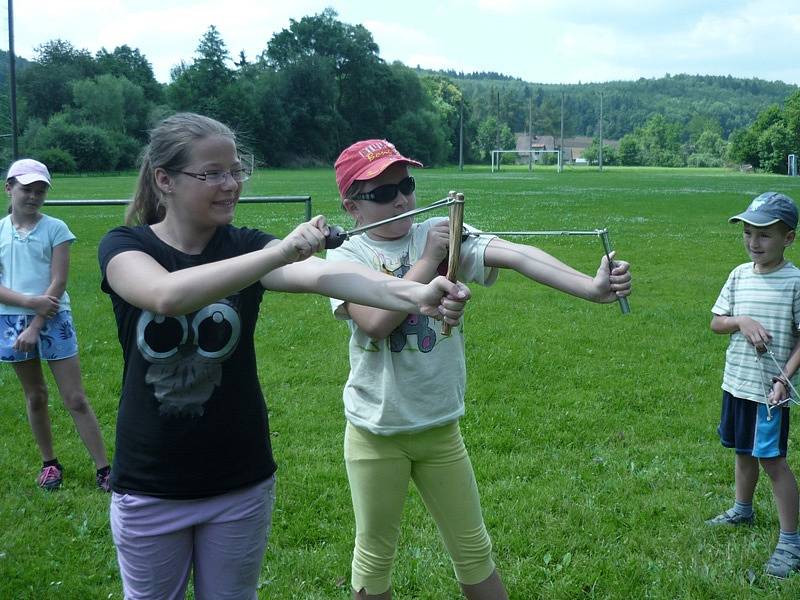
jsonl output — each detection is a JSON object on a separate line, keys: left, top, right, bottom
{"left": 729, "top": 192, "right": 798, "bottom": 230}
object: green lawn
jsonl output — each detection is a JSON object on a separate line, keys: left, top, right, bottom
{"left": 2, "top": 166, "right": 800, "bottom": 598}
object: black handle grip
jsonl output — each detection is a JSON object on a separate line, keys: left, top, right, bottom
{"left": 325, "top": 225, "right": 347, "bottom": 249}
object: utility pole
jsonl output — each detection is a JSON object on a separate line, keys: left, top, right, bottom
{"left": 598, "top": 90, "right": 604, "bottom": 172}
{"left": 458, "top": 97, "right": 464, "bottom": 171}
{"left": 559, "top": 92, "right": 564, "bottom": 173}
{"left": 528, "top": 96, "right": 533, "bottom": 172}
{"left": 494, "top": 88, "right": 500, "bottom": 171}
{"left": 495, "top": 89, "right": 500, "bottom": 148}
{"left": 8, "top": 0, "right": 19, "bottom": 160}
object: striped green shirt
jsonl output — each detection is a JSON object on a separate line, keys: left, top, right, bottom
{"left": 712, "top": 262, "right": 800, "bottom": 403}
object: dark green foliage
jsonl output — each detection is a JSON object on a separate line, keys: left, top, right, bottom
{"left": 167, "top": 25, "right": 234, "bottom": 120}
{"left": 35, "top": 115, "right": 120, "bottom": 171}
{"left": 757, "top": 122, "right": 794, "bottom": 174}
{"left": 450, "top": 72, "right": 796, "bottom": 141}
{"left": 18, "top": 40, "right": 99, "bottom": 122}
{"left": 0, "top": 50, "right": 32, "bottom": 101}
{"left": 728, "top": 92, "right": 800, "bottom": 173}
{"left": 36, "top": 147, "right": 77, "bottom": 173}
{"left": 618, "top": 134, "right": 641, "bottom": 166}
{"left": 4, "top": 13, "right": 798, "bottom": 173}
{"left": 583, "top": 139, "right": 619, "bottom": 165}
{"left": 95, "top": 45, "right": 164, "bottom": 103}
{"left": 387, "top": 109, "right": 449, "bottom": 165}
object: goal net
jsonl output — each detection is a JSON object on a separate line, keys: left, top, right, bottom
{"left": 491, "top": 149, "right": 561, "bottom": 172}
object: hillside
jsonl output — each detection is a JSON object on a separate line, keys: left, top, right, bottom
{"left": 0, "top": 49, "right": 33, "bottom": 87}
{"left": 427, "top": 70, "right": 797, "bottom": 139}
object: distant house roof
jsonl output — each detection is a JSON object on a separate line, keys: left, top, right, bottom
{"left": 563, "top": 136, "right": 593, "bottom": 148}
{"left": 516, "top": 133, "right": 620, "bottom": 152}
{"left": 516, "top": 134, "right": 555, "bottom": 151}
{"left": 513, "top": 132, "right": 621, "bottom": 162}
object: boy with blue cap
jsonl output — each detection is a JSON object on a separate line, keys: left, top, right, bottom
{"left": 708, "top": 191, "right": 800, "bottom": 578}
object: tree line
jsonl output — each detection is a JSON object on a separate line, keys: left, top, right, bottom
{"left": 1, "top": 8, "right": 798, "bottom": 173}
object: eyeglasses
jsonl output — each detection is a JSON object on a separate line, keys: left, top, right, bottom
{"left": 350, "top": 176, "right": 415, "bottom": 204}
{"left": 169, "top": 168, "right": 251, "bottom": 186}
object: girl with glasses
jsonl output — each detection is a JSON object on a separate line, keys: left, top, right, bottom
{"left": 326, "top": 139, "right": 632, "bottom": 599}
{"left": 98, "top": 114, "right": 469, "bottom": 599}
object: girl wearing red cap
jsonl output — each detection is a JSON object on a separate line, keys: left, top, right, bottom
{"left": 327, "top": 139, "right": 632, "bottom": 599}
{"left": 0, "top": 158, "right": 111, "bottom": 491}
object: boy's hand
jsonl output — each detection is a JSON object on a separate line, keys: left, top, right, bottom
{"left": 736, "top": 316, "right": 772, "bottom": 350}
{"left": 416, "top": 277, "right": 470, "bottom": 325}
{"left": 421, "top": 219, "right": 450, "bottom": 264}
{"left": 593, "top": 252, "right": 632, "bottom": 302}
{"left": 277, "top": 215, "right": 328, "bottom": 263}
{"left": 28, "top": 294, "right": 59, "bottom": 318}
{"left": 13, "top": 326, "right": 40, "bottom": 353}
{"left": 769, "top": 380, "right": 790, "bottom": 405}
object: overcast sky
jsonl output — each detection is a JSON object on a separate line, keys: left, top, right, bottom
{"left": 5, "top": 0, "right": 800, "bottom": 86}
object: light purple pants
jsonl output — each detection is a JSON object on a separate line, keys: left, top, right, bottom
{"left": 110, "top": 476, "right": 276, "bottom": 600}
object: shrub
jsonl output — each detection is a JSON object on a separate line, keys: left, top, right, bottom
{"left": 37, "top": 148, "right": 78, "bottom": 173}
{"left": 687, "top": 153, "right": 724, "bottom": 168}
{"left": 39, "top": 115, "right": 120, "bottom": 172}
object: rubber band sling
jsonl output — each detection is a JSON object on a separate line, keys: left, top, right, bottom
{"left": 754, "top": 342, "right": 800, "bottom": 420}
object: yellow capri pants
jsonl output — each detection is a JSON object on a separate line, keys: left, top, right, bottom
{"left": 344, "top": 420, "right": 495, "bottom": 594}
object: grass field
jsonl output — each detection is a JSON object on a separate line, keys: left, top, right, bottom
{"left": 3, "top": 165, "right": 800, "bottom": 599}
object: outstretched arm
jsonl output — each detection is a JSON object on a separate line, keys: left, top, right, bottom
{"left": 261, "top": 254, "right": 469, "bottom": 328}
{"left": 484, "top": 238, "right": 631, "bottom": 302}
{"left": 326, "top": 221, "right": 451, "bottom": 339}
{"left": 106, "top": 217, "right": 330, "bottom": 316}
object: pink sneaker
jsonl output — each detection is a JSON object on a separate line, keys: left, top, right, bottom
{"left": 96, "top": 468, "right": 111, "bottom": 493}
{"left": 38, "top": 464, "right": 63, "bottom": 490}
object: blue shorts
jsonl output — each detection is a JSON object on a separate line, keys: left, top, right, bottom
{"left": 717, "top": 390, "right": 790, "bottom": 458}
{"left": 0, "top": 311, "right": 79, "bottom": 363}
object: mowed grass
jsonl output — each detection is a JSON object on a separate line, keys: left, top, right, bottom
{"left": 2, "top": 166, "right": 800, "bottom": 599}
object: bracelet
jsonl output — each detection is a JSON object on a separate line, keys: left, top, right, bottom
{"left": 772, "top": 375, "right": 790, "bottom": 387}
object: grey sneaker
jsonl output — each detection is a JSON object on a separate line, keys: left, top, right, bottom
{"left": 765, "top": 543, "right": 800, "bottom": 578}
{"left": 705, "top": 508, "right": 754, "bottom": 526}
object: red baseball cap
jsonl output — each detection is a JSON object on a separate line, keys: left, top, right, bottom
{"left": 335, "top": 139, "right": 422, "bottom": 199}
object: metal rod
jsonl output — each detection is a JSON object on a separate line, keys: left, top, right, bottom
{"left": 343, "top": 197, "right": 455, "bottom": 237}
{"left": 599, "top": 229, "right": 631, "bottom": 315}
{"left": 467, "top": 230, "right": 604, "bottom": 237}
{"left": 325, "top": 197, "right": 457, "bottom": 249}
{"left": 468, "top": 227, "right": 630, "bottom": 315}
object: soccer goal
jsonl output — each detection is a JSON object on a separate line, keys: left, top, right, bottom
{"left": 491, "top": 149, "right": 561, "bottom": 173}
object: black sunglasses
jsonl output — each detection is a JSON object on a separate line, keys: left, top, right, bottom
{"left": 351, "top": 176, "right": 415, "bottom": 204}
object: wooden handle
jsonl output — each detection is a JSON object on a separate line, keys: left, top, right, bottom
{"left": 442, "top": 191, "right": 465, "bottom": 336}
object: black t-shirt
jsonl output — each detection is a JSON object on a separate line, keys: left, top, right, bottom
{"left": 98, "top": 224, "right": 278, "bottom": 498}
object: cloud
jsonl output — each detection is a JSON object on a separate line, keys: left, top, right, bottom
{"left": 13, "top": 0, "right": 331, "bottom": 81}
{"left": 9, "top": 0, "right": 800, "bottom": 85}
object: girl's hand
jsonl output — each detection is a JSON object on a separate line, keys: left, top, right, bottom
{"left": 13, "top": 327, "right": 40, "bottom": 353}
{"left": 592, "top": 252, "right": 631, "bottom": 302}
{"left": 276, "top": 215, "right": 328, "bottom": 263}
{"left": 29, "top": 295, "right": 59, "bottom": 318}
{"left": 415, "top": 277, "right": 471, "bottom": 324}
{"left": 421, "top": 219, "right": 450, "bottom": 264}
{"left": 737, "top": 316, "right": 772, "bottom": 350}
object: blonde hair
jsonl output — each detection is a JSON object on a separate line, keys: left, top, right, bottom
{"left": 126, "top": 113, "right": 236, "bottom": 225}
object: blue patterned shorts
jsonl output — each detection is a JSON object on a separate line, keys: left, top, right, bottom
{"left": 0, "top": 311, "right": 79, "bottom": 362}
